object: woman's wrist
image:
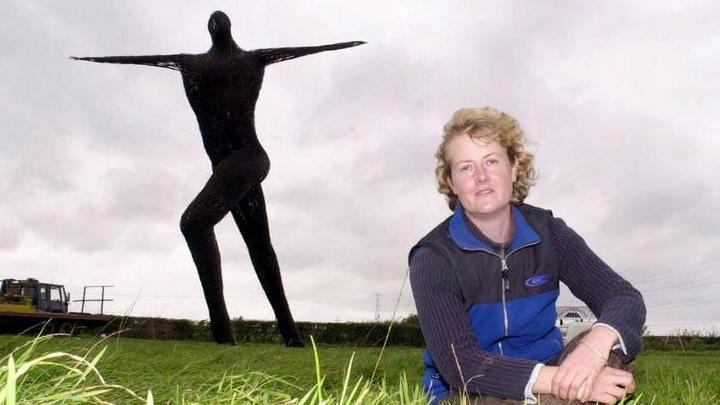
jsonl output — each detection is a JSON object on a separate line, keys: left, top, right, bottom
{"left": 532, "top": 365, "right": 558, "bottom": 394}
{"left": 578, "top": 340, "right": 609, "bottom": 361}
{"left": 583, "top": 325, "right": 619, "bottom": 355}
{"left": 534, "top": 327, "right": 618, "bottom": 395}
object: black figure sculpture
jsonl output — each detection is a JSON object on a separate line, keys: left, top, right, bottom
{"left": 73, "top": 11, "right": 365, "bottom": 346}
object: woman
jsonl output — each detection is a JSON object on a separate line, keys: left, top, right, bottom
{"left": 409, "top": 107, "right": 645, "bottom": 404}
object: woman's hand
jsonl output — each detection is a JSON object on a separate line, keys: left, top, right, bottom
{"left": 586, "top": 366, "right": 636, "bottom": 404}
{"left": 551, "top": 342, "right": 606, "bottom": 400}
{"left": 552, "top": 326, "right": 618, "bottom": 401}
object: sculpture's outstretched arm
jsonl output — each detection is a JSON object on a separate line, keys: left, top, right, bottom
{"left": 252, "top": 41, "right": 365, "bottom": 66}
{"left": 70, "top": 54, "right": 189, "bottom": 71}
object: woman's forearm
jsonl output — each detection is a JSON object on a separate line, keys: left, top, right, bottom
{"left": 551, "top": 218, "right": 646, "bottom": 358}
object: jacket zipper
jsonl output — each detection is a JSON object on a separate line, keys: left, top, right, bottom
{"left": 499, "top": 247, "right": 510, "bottom": 339}
{"left": 497, "top": 241, "right": 540, "bottom": 339}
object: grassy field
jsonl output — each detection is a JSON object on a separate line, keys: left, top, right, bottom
{"left": 1, "top": 333, "right": 719, "bottom": 404}
{"left": 634, "top": 349, "right": 720, "bottom": 403}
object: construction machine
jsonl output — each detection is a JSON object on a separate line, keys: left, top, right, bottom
{"left": 0, "top": 278, "right": 111, "bottom": 334}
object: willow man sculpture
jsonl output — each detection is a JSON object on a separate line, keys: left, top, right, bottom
{"left": 73, "top": 10, "right": 365, "bottom": 346}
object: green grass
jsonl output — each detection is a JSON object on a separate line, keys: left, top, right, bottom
{"left": 1, "top": 333, "right": 719, "bottom": 404}
{"left": 0, "top": 333, "right": 425, "bottom": 404}
{"left": 634, "top": 349, "right": 720, "bottom": 404}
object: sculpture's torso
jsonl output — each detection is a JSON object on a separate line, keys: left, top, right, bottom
{"left": 181, "top": 50, "right": 265, "bottom": 165}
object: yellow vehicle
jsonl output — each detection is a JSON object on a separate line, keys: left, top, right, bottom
{"left": 0, "top": 278, "right": 110, "bottom": 334}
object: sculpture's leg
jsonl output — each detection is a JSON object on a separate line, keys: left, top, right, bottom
{"left": 181, "top": 197, "right": 234, "bottom": 344}
{"left": 180, "top": 150, "right": 265, "bottom": 345}
{"left": 231, "top": 184, "right": 305, "bottom": 347}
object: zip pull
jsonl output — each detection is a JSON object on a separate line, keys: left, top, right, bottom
{"left": 501, "top": 257, "right": 510, "bottom": 291}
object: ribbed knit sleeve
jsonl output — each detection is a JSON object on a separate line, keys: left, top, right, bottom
{"left": 410, "top": 247, "right": 538, "bottom": 400}
{"left": 551, "top": 217, "right": 646, "bottom": 360}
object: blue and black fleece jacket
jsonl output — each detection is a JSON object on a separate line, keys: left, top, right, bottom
{"left": 408, "top": 203, "right": 646, "bottom": 402}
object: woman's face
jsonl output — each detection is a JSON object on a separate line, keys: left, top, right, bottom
{"left": 447, "top": 134, "right": 517, "bottom": 219}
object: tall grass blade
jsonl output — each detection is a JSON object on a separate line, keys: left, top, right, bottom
{"left": 346, "top": 377, "right": 365, "bottom": 404}
{"left": 5, "top": 354, "right": 16, "bottom": 405}
{"left": 371, "top": 269, "right": 410, "bottom": 383}
{"left": 339, "top": 351, "right": 356, "bottom": 404}
{"left": 296, "top": 383, "right": 318, "bottom": 405}
{"left": 309, "top": 335, "right": 323, "bottom": 403}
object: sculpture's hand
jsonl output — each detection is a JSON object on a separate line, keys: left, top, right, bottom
{"left": 323, "top": 40, "right": 366, "bottom": 50}
{"left": 70, "top": 54, "right": 186, "bottom": 71}
{"left": 253, "top": 41, "right": 366, "bottom": 66}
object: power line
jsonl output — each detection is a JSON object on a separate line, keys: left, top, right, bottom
{"left": 626, "top": 255, "right": 720, "bottom": 285}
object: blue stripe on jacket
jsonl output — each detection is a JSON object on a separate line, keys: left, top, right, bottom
{"left": 468, "top": 289, "right": 563, "bottom": 363}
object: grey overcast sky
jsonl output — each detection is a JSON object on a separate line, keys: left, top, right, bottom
{"left": 1, "top": 1, "right": 718, "bottom": 335}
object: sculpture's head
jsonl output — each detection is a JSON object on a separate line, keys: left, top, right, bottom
{"left": 208, "top": 11, "right": 233, "bottom": 45}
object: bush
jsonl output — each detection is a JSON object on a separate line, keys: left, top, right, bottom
{"left": 232, "top": 320, "right": 423, "bottom": 347}
{"left": 61, "top": 316, "right": 424, "bottom": 346}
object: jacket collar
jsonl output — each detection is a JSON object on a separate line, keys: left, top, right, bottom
{"left": 449, "top": 203, "right": 541, "bottom": 254}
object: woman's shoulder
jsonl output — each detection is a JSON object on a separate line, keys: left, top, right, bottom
{"left": 409, "top": 216, "right": 453, "bottom": 254}
{"left": 515, "top": 203, "right": 587, "bottom": 252}
{"left": 408, "top": 245, "right": 459, "bottom": 286}
{"left": 515, "top": 201, "right": 553, "bottom": 214}
{"left": 515, "top": 202, "right": 573, "bottom": 231}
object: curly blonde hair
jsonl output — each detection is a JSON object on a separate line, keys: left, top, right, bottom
{"left": 435, "top": 107, "right": 536, "bottom": 210}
